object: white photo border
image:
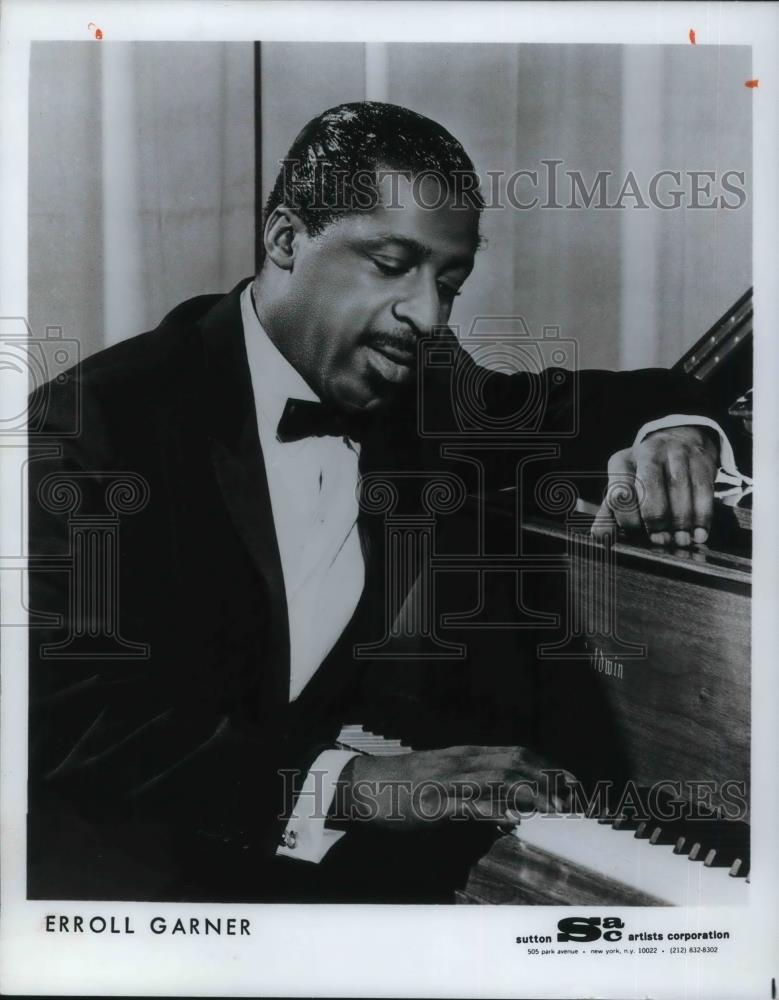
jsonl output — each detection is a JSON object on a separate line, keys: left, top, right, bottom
{"left": 1, "top": 2, "right": 777, "bottom": 997}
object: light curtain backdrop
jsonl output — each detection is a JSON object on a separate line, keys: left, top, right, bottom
{"left": 29, "top": 42, "right": 255, "bottom": 359}
{"left": 29, "top": 41, "right": 752, "bottom": 369}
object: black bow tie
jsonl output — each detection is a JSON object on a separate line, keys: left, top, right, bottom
{"left": 277, "top": 398, "right": 360, "bottom": 443}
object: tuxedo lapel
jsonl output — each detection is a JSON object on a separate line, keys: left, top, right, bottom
{"left": 198, "top": 278, "right": 290, "bottom": 704}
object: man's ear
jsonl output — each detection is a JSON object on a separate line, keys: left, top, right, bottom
{"left": 262, "top": 206, "right": 307, "bottom": 271}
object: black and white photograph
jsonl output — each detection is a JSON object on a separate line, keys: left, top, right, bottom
{"left": 1, "top": 2, "right": 777, "bottom": 997}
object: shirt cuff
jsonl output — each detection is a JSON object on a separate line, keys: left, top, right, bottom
{"left": 276, "top": 749, "right": 359, "bottom": 864}
{"left": 633, "top": 414, "right": 740, "bottom": 479}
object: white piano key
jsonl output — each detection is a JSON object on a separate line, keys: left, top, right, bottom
{"left": 335, "top": 725, "right": 412, "bottom": 754}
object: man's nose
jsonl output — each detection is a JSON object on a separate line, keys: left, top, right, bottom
{"left": 391, "top": 275, "right": 439, "bottom": 336}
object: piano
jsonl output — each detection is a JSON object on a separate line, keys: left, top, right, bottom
{"left": 457, "top": 502, "right": 751, "bottom": 906}
{"left": 337, "top": 503, "right": 751, "bottom": 906}
{"left": 341, "top": 291, "right": 753, "bottom": 906}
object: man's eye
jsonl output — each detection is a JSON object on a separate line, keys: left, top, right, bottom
{"left": 438, "top": 282, "right": 461, "bottom": 301}
{"left": 372, "top": 258, "right": 407, "bottom": 276}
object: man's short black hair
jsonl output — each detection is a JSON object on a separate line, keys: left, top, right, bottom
{"left": 262, "top": 101, "right": 484, "bottom": 249}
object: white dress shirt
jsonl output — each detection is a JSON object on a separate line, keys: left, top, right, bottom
{"left": 241, "top": 285, "right": 360, "bottom": 862}
{"left": 241, "top": 285, "right": 365, "bottom": 701}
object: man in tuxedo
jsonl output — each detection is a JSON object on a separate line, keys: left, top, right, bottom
{"left": 27, "top": 102, "right": 731, "bottom": 903}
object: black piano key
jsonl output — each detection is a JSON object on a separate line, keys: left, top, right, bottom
{"left": 729, "top": 858, "right": 749, "bottom": 878}
{"left": 654, "top": 816, "right": 693, "bottom": 853}
{"left": 673, "top": 835, "right": 691, "bottom": 856}
{"left": 642, "top": 817, "right": 749, "bottom": 867}
{"left": 684, "top": 820, "right": 747, "bottom": 843}
{"left": 647, "top": 819, "right": 690, "bottom": 846}
{"left": 683, "top": 820, "right": 750, "bottom": 870}
{"left": 612, "top": 815, "right": 643, "bottom": 831}
{"left": 595, "top": 803, "right": 622, "bottom": 824}
{"left": 701, "top": 842, "right": 746, "bottom": 868}
{"left": 706, "top": 847, "right": 746, "bottom": 869}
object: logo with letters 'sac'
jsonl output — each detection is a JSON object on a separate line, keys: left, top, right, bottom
{"left": 557, "top": 917, "right": 625, "bottom": 943}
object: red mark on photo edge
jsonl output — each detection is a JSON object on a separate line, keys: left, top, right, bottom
{"left": 689, "top": 29, "right": 696, "bottom": 45}
{"left": 87, "top": 22, "right": 103, "bottom": 40}
{"left": 745, "top": 79, "right": 759, "bottom": 89}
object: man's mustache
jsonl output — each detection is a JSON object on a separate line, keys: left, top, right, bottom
{"left": 362, "top": 329, "right": 418, "bottom": 355}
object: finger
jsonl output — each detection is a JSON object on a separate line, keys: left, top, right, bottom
{"left": 501, "top": 808, "right": 523, "bottom": 827}
{"left": 441, "top": 745, "right": 522, "bottom": 758}
{"left": 634, "top": 452, "right": 672, "bottom": 544}
{"left": 446, "top": 772, "right": 541, "bottom": 814}
{"left": 436, "top": 747, "right": 522, "bottom": 781}
{"left": 451, "top": 746, "right": 573, "bottom": 784}
{"left": 446, "top": 769, "right": 573, "bottom": 817}
{"left": 603, "top": 450, "right": 643, "bottom": 536}
{"left": 520, "top": 766, "right": 576, "bottom": 812}
{"left": 591, "top": 496, "right": 616, "bottom": 542}
{"left": 504, "top": 775, "right": 569, "bottom": 814}
{"left": 664, "top": 448, "right": 694, "bottom": 546}
{"left": 443, "top": 776, "right": 495, "bottom": 819}
{"left": 441, "top": 775, "right": 519, "bottom": 823}
{"left": 446, "top": 768, "right": 538, "bottom": 795}
{"left": 441, "top": 747, "right": 573, "bottom": 795}
{"left": 465, "top": 797, "right": 525, "bottom": 825}
{"left": 689, "top": 450, "right": 715, "bottom": 543}
{"left": 440, "top": 746, "right": 552, "bottom": 778}
{"left": 444, "top": 795, "right": 522, "bottom": 829}
{"left": 485, "top": 767, "right": 571, "bottom": 812}
{"left": 496, "top": 808, "right": 525, "bottom": 834}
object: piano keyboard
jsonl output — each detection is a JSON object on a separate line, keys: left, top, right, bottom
{"left": 336, "top": 723, "right": 413, "bottom": 756}
{"left": 335, "top": 724, "right": 749, "bottom": 906}
{"left": 514, "top": 813, "right": 748, "bottom": 907}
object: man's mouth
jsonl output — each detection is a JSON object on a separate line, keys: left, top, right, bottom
{"left": 365, "top": 342, "right": 415, "bottom": 384}
{"left": 372, "top": 341, "right": 415, "bottom": 365}
{"left": 365, "top": 333, "right": 416, "bottom": 364}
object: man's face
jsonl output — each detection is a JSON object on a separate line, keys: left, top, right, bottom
{"left": 275, "top": 173, "right": 478, "bottom": 413}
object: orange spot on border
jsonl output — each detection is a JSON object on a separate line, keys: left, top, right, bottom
{"left": 689, "top": 29, "right": 696, "bottom": 45}
{"left": 745, "top": 79, "right": 759, "bottom": 88}
{"left": 87, "top": 22, "right": 103, "bottom": 40}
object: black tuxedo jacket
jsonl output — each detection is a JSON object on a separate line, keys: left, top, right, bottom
{"left": 26, "top": 278, "right": 726, "bottom": 900}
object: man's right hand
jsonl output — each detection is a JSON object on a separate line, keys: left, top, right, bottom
{"left": 333, "top": 745, "right": 574, "bottom": 832}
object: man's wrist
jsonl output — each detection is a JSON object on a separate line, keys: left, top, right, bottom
{"left": 645, "top": 423, "right": 719, "bottom": 456}
{"left": 635, "top": 415, "right": 737, "bottom": 476}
